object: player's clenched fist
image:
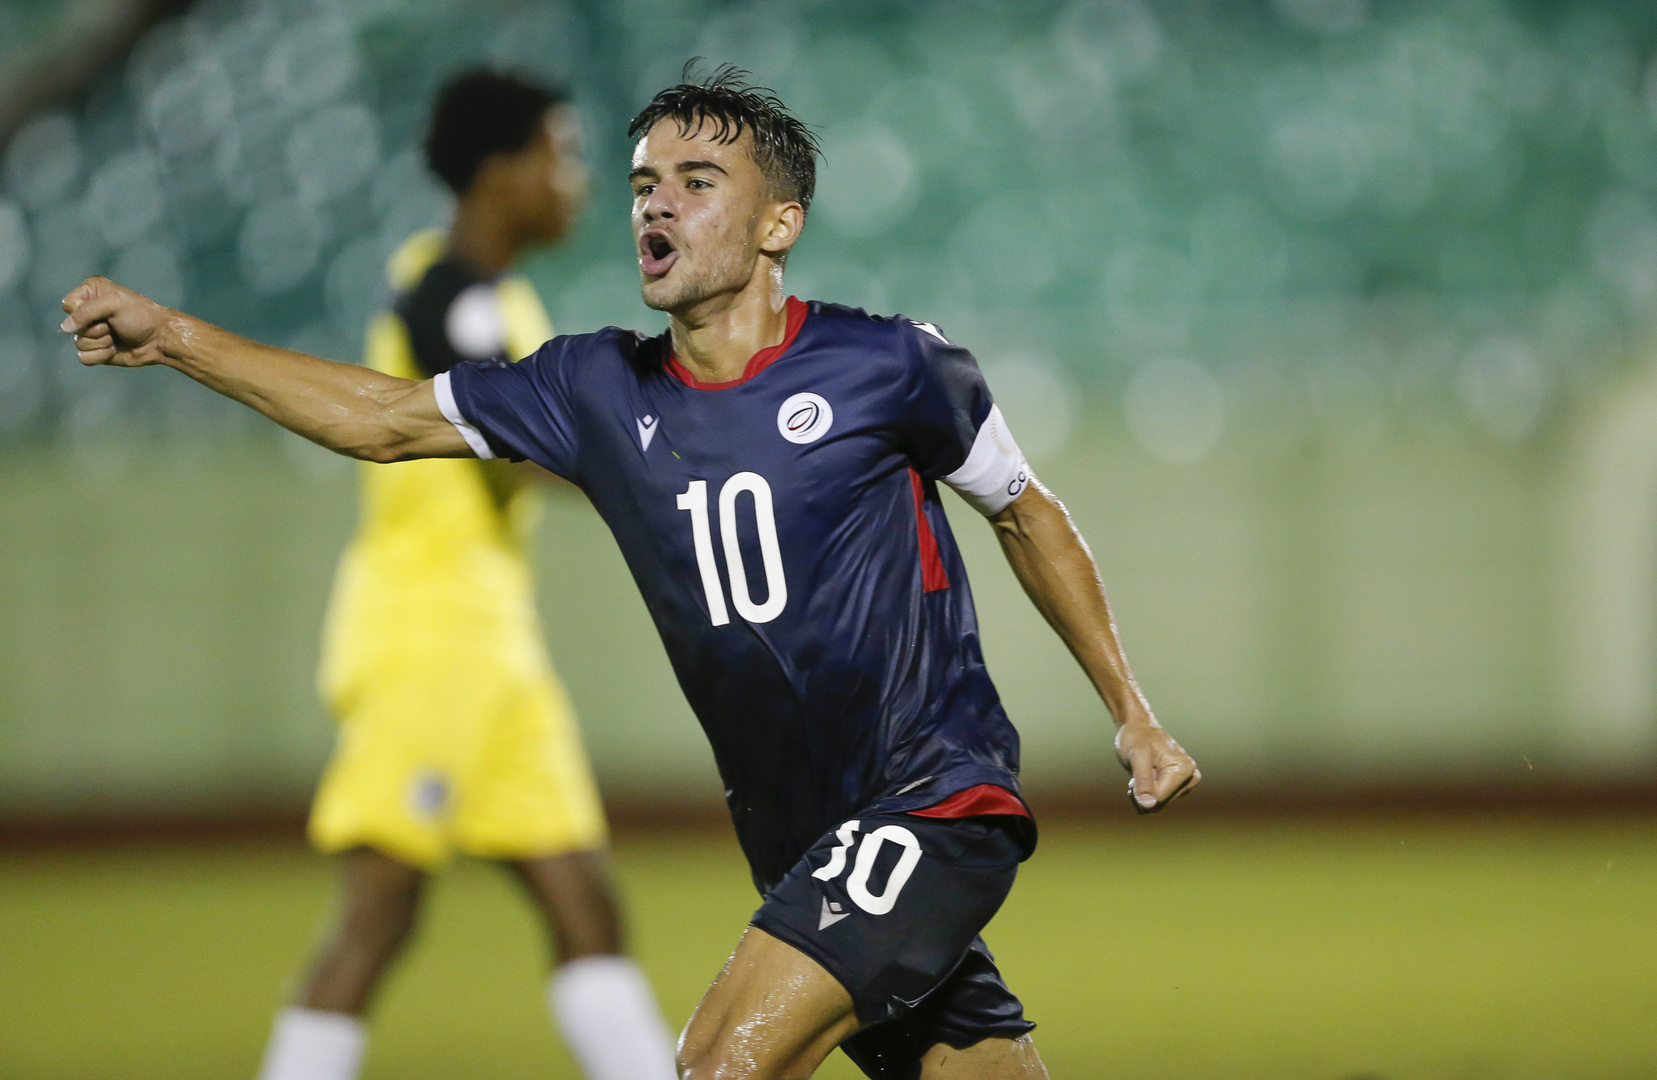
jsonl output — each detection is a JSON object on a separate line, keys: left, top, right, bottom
{"left": 59, "top": 277, "right": 175, "bottom": 368}
{"left": 1115, "top": 721, "right": 1201, "bottom": 814}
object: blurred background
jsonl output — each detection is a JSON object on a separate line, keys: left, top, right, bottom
{"left": 3, "top": 0, "right": 1656, "bottom": 1077}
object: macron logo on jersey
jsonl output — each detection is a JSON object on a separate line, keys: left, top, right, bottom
{"left": 818, "top": 896, "right": 850, "bottom": 930}
{"left": 637, "top": 414, "right": 658, "bottom": 451}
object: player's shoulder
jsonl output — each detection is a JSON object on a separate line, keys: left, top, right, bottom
{"left": 522, "top": 325, "right": 667, "bottom": 380}
{"left": 800, "top": 300, "right": 957, "bottom": 359}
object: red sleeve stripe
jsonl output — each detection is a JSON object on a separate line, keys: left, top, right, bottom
{"left": 909, "top": 784, "right": 1031, "bottom": 819}
{"left": 908, "top": 468, "right": 950, "bottom": 593}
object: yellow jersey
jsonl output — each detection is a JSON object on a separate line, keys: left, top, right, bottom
{"left": 318, "top": 230, "right": 557, "bottom": 709}
{"left": 309, "top": 230, "right": 607, "bottom": 867}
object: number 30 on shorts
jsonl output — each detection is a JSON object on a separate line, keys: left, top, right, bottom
{"left": 810, "top": 820, "right": 922, "bottom": 915}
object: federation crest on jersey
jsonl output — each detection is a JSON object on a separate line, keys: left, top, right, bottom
{"left": 777, "top": 392, "right": 833, "bottom": 444}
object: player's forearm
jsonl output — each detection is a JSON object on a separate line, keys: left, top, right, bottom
{"left": 158, "top": 313, "right": 423, "bottom": 461}
{"left": 991, "top": 481, "right": 1158, "bottom": 728}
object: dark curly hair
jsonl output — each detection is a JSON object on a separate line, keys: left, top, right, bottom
{"left": 426, "top": 69, "right": 570, "bottom": 195}
{"left": 627, "top": 63, "right": 819, "bottom": 212}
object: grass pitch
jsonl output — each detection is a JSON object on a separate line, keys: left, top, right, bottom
{"left": 1, "top": 815, "right": 1654, "bottom": 1079}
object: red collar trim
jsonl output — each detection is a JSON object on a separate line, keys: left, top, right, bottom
{"left": 665, "top": 297, "right": 808, "bottom": 390}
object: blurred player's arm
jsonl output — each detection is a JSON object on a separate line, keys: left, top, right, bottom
{"left": 60, "top": 277, "right": 470, "bottom": 462}
{"left": 989, "top": 479, "right": 1200, "bottom": 811}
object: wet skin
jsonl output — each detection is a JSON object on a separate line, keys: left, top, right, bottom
{"left": 628, "top": 118, "right": 804, "bottom": 385}
{"left": 623, "top": 118, "right": 1066, "bottom": 1080}
{"left": 57, "top": 96, "right": 1198, "bottom": 1080}
{"left": 678, "top": 926, "right": 1049, "bottom": 1079}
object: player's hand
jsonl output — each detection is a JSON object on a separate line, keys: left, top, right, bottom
{"left": 59, "top": 277, "right": 174, "bottom": 368}
{"left": 1115, "top": 721, "right": 1199, "bottom": 814}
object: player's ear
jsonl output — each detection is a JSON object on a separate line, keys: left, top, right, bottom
{"left": 467, "top": 152, "right": 508, "bottom": 201}
{"left": 759, "top": 200, "right": 805, "bottom": 257}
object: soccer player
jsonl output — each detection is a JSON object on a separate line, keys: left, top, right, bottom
{"left": 62, "top": 69, "right": 1200, "bottom": 1079}
{"left": 255, "top": 71, "right": 677, "bottom": 1080}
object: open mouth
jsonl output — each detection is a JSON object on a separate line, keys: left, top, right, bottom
{"left": 638, "top": 229, "right": 679, "bottom": 277}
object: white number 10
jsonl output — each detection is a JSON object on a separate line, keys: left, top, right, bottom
{"left": 676, "top": 473, "right": 788, "bottom": 626}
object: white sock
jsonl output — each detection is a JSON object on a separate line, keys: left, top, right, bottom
{"left": 257, "top": 1008, "right": 367, "bottom": 1080}
{"left": 549, "top": 955, "right": 679, "bottom": 1080}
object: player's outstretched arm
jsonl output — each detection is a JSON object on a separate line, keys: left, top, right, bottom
{"left": 59, "top": 277, "right": 471, "bottom": 462}
{"left": 990, "top": 479, "right": 1200, "bottom": 812}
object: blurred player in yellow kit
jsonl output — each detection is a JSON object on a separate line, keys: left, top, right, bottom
{"left": 257, "top": 71, "right": 677, "bottom": 1080}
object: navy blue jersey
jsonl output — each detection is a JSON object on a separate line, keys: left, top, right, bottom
{"left": 436, "top": 298, "right": 1033, "bottom": 891}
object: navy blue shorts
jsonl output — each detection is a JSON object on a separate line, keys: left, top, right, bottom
{"left": 749, "top": 809, "right": 1038, "bottom": 1080}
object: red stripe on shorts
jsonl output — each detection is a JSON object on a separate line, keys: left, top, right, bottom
{"left": 909, "top": 784, "right": 1030, "bottom": 819}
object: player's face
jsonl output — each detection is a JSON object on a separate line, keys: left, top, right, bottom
{"left": 506, "top": 106, "right": 589, "bottom": 244}
{"left": 629, "top": 119, "right": 794, "bottom": 313}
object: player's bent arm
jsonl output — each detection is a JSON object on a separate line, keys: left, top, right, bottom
{"left": 59, "top": 277, "right": 471, "bottom": 462}
{"left": 989, "top": 480, "right": 1148, "bottom": 722}
{"left": 989, "top": 479, "right": 1200, "bottom": 810}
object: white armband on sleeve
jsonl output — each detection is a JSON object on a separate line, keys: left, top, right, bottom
{"left": 942, "top": 404, "right": 1030, "bottom": 516}
{"left": 431, "top": 371, "right": 496, "bottom": 459}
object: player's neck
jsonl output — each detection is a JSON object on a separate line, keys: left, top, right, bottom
{"left": 668, "top": 274, "right": 789, "bottom": 384}
{"left": 447, "top": 198, "right": 525, "bottom": 278}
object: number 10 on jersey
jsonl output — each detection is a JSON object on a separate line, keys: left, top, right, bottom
{"left": 676, "top": 473, "right": 788, "bottom": 626}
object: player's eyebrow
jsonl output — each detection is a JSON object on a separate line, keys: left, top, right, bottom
{"left": 676, "top": 160, "right": 728, "bottom": 176}
{"left": 629, "top": 160, "right": 729, "bottom": 187}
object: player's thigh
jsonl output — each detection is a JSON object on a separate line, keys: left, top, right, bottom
{"left": 509, "top": 849, "right": 622, "bottom": 961}
{"left": 327, "top": 846, "right": 427, "bottom": 943}
{"left": 918, "top": 1035, "right": 1048, "bottom": 1079}
{"left": 679, "top": 925, "right": 860, "bottom": 1080}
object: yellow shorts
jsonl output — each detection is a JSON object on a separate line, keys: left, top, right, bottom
{"left": 308, "top": 647, "right": 608, "bottom": 871}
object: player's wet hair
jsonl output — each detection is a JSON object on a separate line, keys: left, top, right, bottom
{"left": 426, "top": 69, "right": 570, "bottom": 195}
{"left": 628, "top": 63, "right": 819, "bottom": 213}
